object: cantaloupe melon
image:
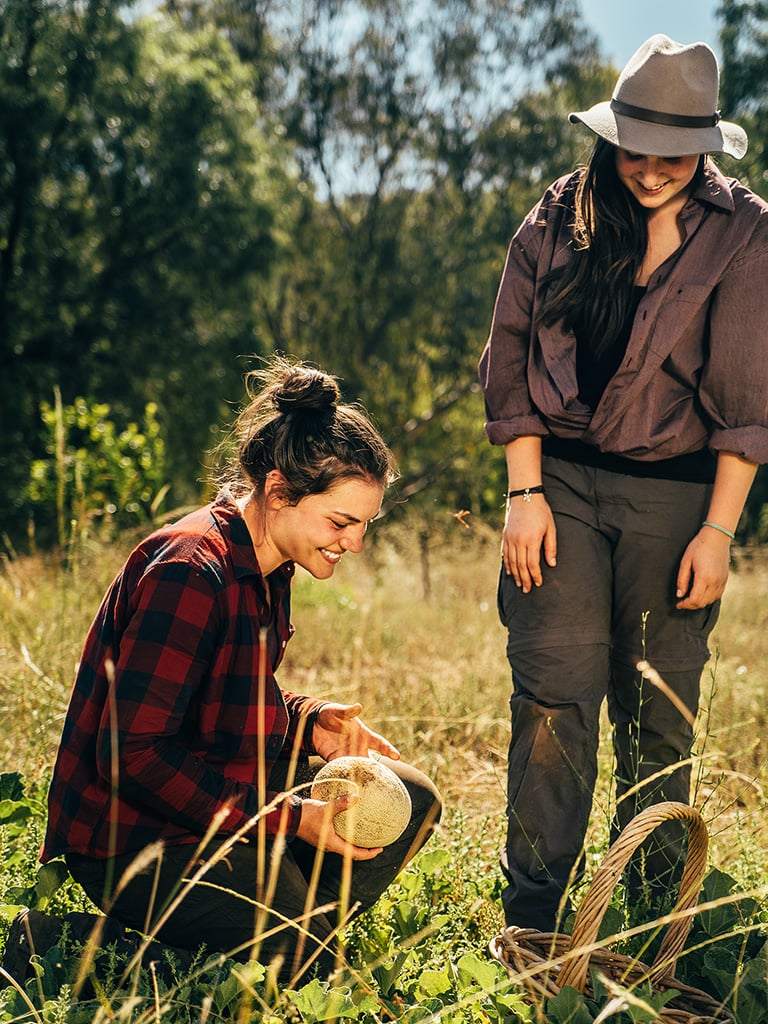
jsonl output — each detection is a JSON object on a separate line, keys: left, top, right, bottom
{"left": 310, "top": 756, "right": 412, "bottom": 848}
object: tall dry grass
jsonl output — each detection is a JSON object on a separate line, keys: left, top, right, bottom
{"left": 280, "top": 518, "right": 768, "bottom": 888}
{"left": 1, "top": 515, "right": 767, "bottom": 888}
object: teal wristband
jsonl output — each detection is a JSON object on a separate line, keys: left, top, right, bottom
{"left": 702, "top": 520, "right": 735, "bottom": 541}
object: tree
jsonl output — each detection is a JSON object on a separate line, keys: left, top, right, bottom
{"left": 718, "top": 0, "right": 768, "bottom": 200}
{"left": 2, "top": 0, "right": 617, "bottom": 544}
{"left": 0, "top": 0, "right": 294, "bottom": 538}
{"left": 178, "top": 0, "right": 611, "bottom": 519}
{"left": 717, "top": 1, "right": 768, "bottom": 539}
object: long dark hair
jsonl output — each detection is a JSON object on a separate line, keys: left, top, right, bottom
{"left": 218, "top": 357, "right": 398, "bottom": 502}
{"left": 537, "top": 139, "right": 704, "bottom": 358}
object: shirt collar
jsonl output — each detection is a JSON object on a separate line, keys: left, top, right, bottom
{"left": 690, "top": 161, "right": 736, "bottom": 213}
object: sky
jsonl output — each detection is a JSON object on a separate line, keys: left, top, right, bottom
{"left": 128, "top": 0, "right": 721, "bottom": 67}
{"left": 578, "top": 0, "right": 720, "bottom": 66}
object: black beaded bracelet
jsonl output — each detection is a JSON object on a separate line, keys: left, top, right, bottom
{"left": 506, "top": 485, "right": 545, "bottom": 502}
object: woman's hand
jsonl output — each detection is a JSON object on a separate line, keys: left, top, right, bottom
{"left": 675, "top": 528, "right": 731, "bottom": 609}
{"left": 677, "top": 451, "right": 755, "bottom": 609}
{"left": 296, "top": 791, "right": 382, "bottom": 859}
{"left": 312, "top": 703, "right": 400, "bottom": 762}
{"left": 300, "top": 702, "right": 399, "bottom": 857}
{"left": 502, "top": 495, "right": 557, "bottom": 593}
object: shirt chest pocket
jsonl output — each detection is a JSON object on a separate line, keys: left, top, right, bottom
{"left": 646, "top": 284, "right": 713, "bottom": 359}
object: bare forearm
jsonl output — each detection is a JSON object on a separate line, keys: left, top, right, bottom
{"left": 676, "top": 451, "right": 759, "bottom": 609}
{"left": 504, "top": 437, "right": 543, "bottom": 490}
{"left": 703, "top": 451, "right": 758, "bottom": 537}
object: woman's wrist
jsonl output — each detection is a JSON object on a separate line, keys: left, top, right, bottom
{"left": 506, "top": 485, "right": 545, "bottom": 502}
{"left": 701, "top": 520, "right": 736, "bottom": 541}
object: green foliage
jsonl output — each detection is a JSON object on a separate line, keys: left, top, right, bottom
{"left": 719, "top": 0, "right": 768, "bottom": 202}
{"left": 237, "top": 0, "right": 611, "bottom": 520}
{"left": 26, "top": 390, "right": 168, "bottom": 547}
{"left": 1, "top": 759, "right": 767, "bottom": 1023}
{"left": 545, "top": 977, "right": 683, "bottom": 1024}
{"left": 0, "top": 0, "right": 614, "bottom": 545}
{"left": 0, "top": 0, "right": 293, "bottom": 536}
{"left": 285, "top": 977, "right": 380, "bottom": 1020}
{"left": 4, "top": 0, "right": 768, "bottom": 543}
{"left": 0, "top": 773, "right": 84, "bottom": 922}
{"left": 676, "top": 868, "right": 768, "bottom": 1023}
{"left": 0, "top": 781, "right": 527, "bottom": 1022}
{"left": 546, "top": 984, "right": 596, "bottom": 1024}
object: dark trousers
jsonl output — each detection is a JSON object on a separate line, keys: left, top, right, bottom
{"left": 496, "top": 457, "right": 719, "bottom": 931}
{"left": 67, "top": 757, "right": 441, "bottom": 984}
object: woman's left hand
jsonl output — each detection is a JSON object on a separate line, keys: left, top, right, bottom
{"left": 312, "top": 702, "right": 401, "bottom": 762}
{"left": 675, "top": 529, "right": 731, "bottom": 610}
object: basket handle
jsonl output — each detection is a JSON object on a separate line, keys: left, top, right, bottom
{"left": 557, "top": 801, "right": 709, "bottom": 993}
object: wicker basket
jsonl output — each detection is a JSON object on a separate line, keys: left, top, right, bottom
{"left": 490, "top": 801, "right": 732, "bottom": 1023}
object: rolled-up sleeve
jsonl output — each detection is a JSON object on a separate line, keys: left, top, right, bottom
{"left": 479, "top": 207, "right": 548, "bottom": 445}
{"left": 701, "top": 223, "right": 768, "bottom": 464}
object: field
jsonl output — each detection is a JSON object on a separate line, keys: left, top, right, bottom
{"left": 1, "top": 516, "right": 767, "bottom": 1021}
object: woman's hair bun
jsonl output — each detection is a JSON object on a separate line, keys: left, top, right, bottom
{"left": 273, "top": 366, "right": 341, "bottom": 415}
{"left": 218, "top": 355, "right": 397, "bottom": 499}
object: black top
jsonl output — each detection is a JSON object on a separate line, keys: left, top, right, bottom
{"left": 545, "top": 285, "right": 716, "bottom": 483}
{"left": 575, "top": 285, "right": 646, "bottom": 409}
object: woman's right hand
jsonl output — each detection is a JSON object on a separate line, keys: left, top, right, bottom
{"left": 502, "top": 495, "right": 557, "bottom": 592}
{"left": 295, "top": 792, "right": 383, "bottom": 860}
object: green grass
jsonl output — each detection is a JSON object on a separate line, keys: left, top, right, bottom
{"left": 1, "top": 517, "right": 767, "bottom": 1021}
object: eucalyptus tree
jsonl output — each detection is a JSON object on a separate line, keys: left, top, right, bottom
{"left": 171, "top": 0, "right": 611, "bottom": 517}
{"left": 719, "top": 0, "right": 768, "bottom": 199}
{"left": 717, "top": 0, "right": 768, "bottom": 539}
{"left": 0, "top": 0, "right": 294, "bottom": 538}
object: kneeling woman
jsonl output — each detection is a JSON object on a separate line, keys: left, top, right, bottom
{"left": 42, "top": 358, "right": 441, "bottom": 982}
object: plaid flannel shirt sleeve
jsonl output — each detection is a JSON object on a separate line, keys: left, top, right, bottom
{"left": 97, "top": 559, "right": 298, "bottom": 839}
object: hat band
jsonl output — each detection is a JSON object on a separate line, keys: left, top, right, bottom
{"left": 610, "top": 98, "right": 721, "bottom": 129}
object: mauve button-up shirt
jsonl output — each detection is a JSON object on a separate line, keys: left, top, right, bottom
{"left": 479, "top": 162, "right": 768, "bottom": 465}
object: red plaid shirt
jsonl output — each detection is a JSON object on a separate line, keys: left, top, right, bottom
{"left": 41, "top": 490, "right": 326, "bottom": 862}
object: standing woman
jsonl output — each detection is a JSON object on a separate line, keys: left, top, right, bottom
{"left": 41, "top": 357, "right": 441, "bottom": 981}
{"left": 479, "top": 35, "right": 768, "bottom": 931}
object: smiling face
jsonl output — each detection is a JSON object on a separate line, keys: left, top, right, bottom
{"left": 265, "top": 475, "right": 384, "bottom": 579}
{"left": 615, "top": 149, "right": 701, "bottom": 214}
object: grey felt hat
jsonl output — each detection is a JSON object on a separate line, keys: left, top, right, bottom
{"left": 569, "top": 34, "right": 748, "bottom": 159}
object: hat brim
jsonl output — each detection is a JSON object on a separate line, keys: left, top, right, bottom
{"left": 569, "top": 101, "right": 748, "bottom": 159}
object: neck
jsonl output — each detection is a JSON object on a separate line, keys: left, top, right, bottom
{"left": 237, "top": 494, "right": 282, "bottom": 576}
{"left": 646, "top": 187, "right": 692, "bottom": 225}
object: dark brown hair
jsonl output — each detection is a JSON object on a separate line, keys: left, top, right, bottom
{"left": 537, "top": 139, "right": 705, "bottom": 359}
{"left": 219, "top": 357, "right": 398, "bottom": 503}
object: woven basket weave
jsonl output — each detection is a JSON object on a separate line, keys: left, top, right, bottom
{"left": 490, "top": 802, "right": 732, "bottom": 1023}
